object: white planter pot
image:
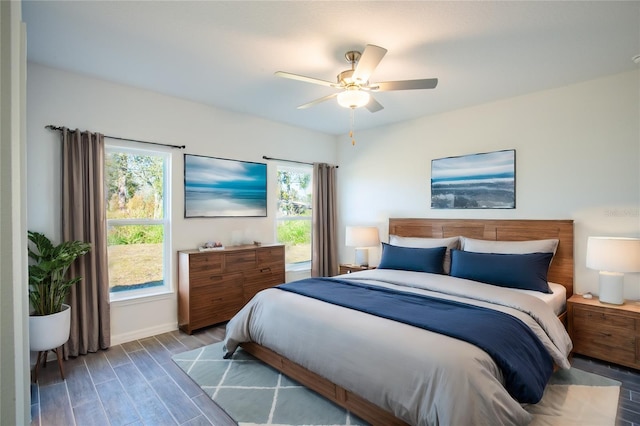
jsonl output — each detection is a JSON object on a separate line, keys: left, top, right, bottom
{"left": 29, "top": 303, "right": 71, "bottom": 352}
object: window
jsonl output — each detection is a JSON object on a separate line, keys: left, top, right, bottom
{"left": 105, "top": 144, "right": 171, "bottom": 300}
{"left": 276, "top": 164, "right": 312, "bottom": 268}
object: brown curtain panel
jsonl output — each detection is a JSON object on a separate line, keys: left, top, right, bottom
{"left": 61, "top": 128, "right": 110, "bottom": 358}
{"left": 311, "top": 163, "right": 338, "bottom": 277}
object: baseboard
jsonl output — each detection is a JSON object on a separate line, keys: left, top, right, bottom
{"left": 111, "top": 322, "right": 177, "bottom": 346}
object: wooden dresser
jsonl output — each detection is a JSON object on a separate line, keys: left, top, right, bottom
{"left": 567, "top": 294, "right": 640, "bottom": 369}
{"left": 178, "top": 244, "right": 285, "bottom": 334}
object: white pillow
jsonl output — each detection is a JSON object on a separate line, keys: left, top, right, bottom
{"left": 389, "top": 235, "right": 460, "bottom": 274}
{"left": 460, "top": 237, "right": 559, "bottom": 256}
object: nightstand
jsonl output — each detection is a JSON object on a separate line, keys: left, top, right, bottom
{"left": 339, "top": 264, "right": 375, "bottom": 275}
{"left": 567, "top": 294, "right": 640, "bottom": 369}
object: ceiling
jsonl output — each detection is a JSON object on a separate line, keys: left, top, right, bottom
{"left": 22, "top": 1, "right": 640, "bottom": 136}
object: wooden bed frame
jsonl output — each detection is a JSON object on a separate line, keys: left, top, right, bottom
{"left": 241, "top": 218, "right": 574, "bottom": 426}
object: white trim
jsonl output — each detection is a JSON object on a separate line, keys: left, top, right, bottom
{"left": 109, "top": 289, "right": 174, "bottom": 305}
{"left": 110, "top": 321, "right": 177, "bottom": 346}
{"left": 105, "top": 144, "right": 172, "bottom": 301}
{"left": 1, "top": 2, "right": 30, "bottom": 423}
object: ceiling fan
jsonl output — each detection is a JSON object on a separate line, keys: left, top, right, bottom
{"left": 275, "top": 44, "right": 438, "bottom": 112}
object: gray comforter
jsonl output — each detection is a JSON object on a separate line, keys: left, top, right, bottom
{"left": 224, "top": 269, "right": 573, "bottom": 426}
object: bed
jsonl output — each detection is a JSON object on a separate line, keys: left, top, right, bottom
{"left": 223, "top": 218, "right": 574, "bottom": 426}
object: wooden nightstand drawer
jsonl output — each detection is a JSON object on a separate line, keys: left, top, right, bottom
{"left": 573, "top": 306, "right": 635, "bottom": 330}
{"left": 572, "top": 328, "right": 636, "bottom": 354}
{"left": 573, "top": 333, "right": 637, "bottom": 366}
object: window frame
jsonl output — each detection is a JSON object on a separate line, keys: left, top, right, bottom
{"left": 105, "top": 142, "right": 172, "bottom": 302}
{"left": 275, "top": 162, "right": 313, "bottom": 270}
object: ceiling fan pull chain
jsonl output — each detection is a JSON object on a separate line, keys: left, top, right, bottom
{"left": 350, "top": 108, "right": 356, "bottom": 146}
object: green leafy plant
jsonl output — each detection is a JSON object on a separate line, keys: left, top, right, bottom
{"left": 28, "top": 231, "right": 92, "bottom": 316}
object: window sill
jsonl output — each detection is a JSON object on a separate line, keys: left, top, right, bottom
{"left": 110, "top": 288, "right": 174, "bottom": 306}
{"left": 286, "top": 261, "right": 311, "bottom": 273}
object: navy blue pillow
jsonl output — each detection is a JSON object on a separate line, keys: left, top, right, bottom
{"left": 378, "top": 243, "right": 446, "bottom": 274}
{"left": 449, "top": 249, "right": 553, "bottom": 293}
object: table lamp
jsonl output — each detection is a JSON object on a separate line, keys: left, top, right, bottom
{"left": 586, "top": 236, "right": 640, "bottom": 305}
{"left": 345, "top": 226, "right": 380, "bottom": 267}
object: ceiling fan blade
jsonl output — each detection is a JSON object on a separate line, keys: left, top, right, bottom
{"left": 275, "top": 71, "right": 338, "bottom": 88}
{"left": 352, "top": 44, "right": 387, "bottom": 83}
{"left": 373, "top": 78, "right": 438, "bottom": 91}
{"left": 366, "top": 96, "right": 384, "bottom": 113}
{"left": 297, "top": 93, "right": 338, "bottom": 109}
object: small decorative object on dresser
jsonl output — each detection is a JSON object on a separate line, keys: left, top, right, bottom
{"left": 586, "top": 236, "right": 640, "bottom": 305}
{"left": 339, "top": 264, "right": 375, "bottom": 275}
{"left": 568, "top": 294, "right": 640, "bottom": 369}
{"left": 198, "top": 241, "right": 224, "bottom": 251}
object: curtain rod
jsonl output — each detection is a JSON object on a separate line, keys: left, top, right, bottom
{"left": 45, "top": 125, "right": 186, "bottom": 150}
{"left": 262, "top": 155, "right": 338, "bottom": 168}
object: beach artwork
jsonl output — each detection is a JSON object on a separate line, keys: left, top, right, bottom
{"left": 431, "top": 149, "right": 515, "bottom": 209}
{"left": 184, "top": 154, "right": 267, "bottom": 217}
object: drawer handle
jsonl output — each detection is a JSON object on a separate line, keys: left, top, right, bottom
{"left": 209, "top": 275, "right": 223, "bottom": 281}
{"left": 260, "top": 267, "right": 272, "bottom": 273}
{"left": 600, "top": 332, "right": 612, "bottom": 337}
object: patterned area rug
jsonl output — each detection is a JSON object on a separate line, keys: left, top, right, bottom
{"left": 172, "top": 342, "right": 620, "bottom": 426}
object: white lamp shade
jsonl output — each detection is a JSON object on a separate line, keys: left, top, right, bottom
{"left": 337, "top": 89, "right": 370, "bottom": 109}
{"left": 345, "top": 226, "right": 380, "bottom": 247}
{"left": 586, "top": 237, "right": 640, "bottom": 273}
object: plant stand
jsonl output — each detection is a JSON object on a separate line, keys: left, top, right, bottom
{"left": 32, "top": 346, "right": 64, "bottom": 382}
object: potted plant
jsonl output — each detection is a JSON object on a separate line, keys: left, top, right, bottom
{"left": 28, "top": 231, "right": 91, "bottom": 354}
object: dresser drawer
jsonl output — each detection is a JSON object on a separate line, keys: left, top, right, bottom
{"left": 188, "top": 252, "right": 224, "bottom": 274}
{"left": 190, "top": 273, "right": 244, "bottom": 323}
{"left": 243, "top": 266, "right": 285, "bottom": 301}
{"left": 191, "top": 272, "right": 244, "bottom": 294}
{"left": 190, "top": 271, "right": 237, "bottom": 289}
{"left": 572, "top": 306, "right": 635, "bottom": 330}
{"left": 225, "top": 250, "right": 256, "bottom": 272}
{"left": 257, "top": 246, "right": 285, "bottom": 268}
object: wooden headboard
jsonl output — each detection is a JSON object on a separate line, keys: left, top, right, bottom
{"left": 388, "top": 218, "right": 574, "bottom": 297}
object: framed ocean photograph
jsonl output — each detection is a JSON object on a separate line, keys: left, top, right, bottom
{"left": 184, "top": 154, "right": 267, "bottom": 218}
{"left": 431, "top": 149, "right": 515, "bottom": 209}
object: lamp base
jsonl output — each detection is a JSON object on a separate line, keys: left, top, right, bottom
{"left": 599, "top": 272, "right": 624, "bottom": 305}
{"left": 354, "top": 248, "right": 369, "bottom": 267}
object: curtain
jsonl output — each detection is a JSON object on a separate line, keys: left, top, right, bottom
{"left": 61, "top": 128, "right": 110, "bottom": 358}
{"left": 311, "top": 163, "right": 338, "bottom": 277}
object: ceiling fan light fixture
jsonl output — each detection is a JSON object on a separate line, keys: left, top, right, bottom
{"left": 337, "top": 89, "right": 370, "bottom": 109}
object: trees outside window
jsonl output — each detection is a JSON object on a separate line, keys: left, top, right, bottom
{"left": 105, "top": 145, "right": 171, "bottom": 299}
{"left": 276, "top": 164, "right": 312, "bottom": 267}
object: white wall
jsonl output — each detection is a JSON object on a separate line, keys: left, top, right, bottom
{"left": 337, "top": 70, "right": 640, "bottom": 299}
{"left": 27, "top": 64, "right": 336, "bottom": 344}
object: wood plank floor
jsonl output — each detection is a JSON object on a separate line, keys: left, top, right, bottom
{"left": 31, "top": 324, "right": 640, "bottom": 426}
{"left": 31, "top": 325, "right": 235, "bottom": 426}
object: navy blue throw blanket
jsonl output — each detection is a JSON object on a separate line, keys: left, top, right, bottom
{"left": 276, "top": 278, "right": 553, "bottom": 403}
